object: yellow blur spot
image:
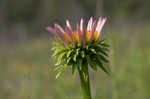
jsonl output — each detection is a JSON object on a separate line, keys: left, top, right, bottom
{"left": 64, "top": 33, "right": 71, "bottom": 42}
{"left": 72, "top": 32, "right": 79, "bottom": 42}
{"left": 86, "top": 31, "right": 91, "bottom": 42}
{"left": 93, "top": 31, "right": 99, "bottom": 41}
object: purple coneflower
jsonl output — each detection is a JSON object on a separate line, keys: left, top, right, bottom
{"left": 46, "top": 17, "right": 109, "bottom": 99}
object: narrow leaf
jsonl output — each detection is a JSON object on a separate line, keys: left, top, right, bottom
{"left": 56, "top": 72, "right": 62, "bottom": 79}
{"left": 96, "top": 56, "right": 110, "bottom": 75}
{"left": 86, "top": 55, "right": 97, "bottom": 71}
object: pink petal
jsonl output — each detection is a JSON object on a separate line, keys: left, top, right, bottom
{"left": 66, "top": 20, "right": 72, "bottom": 31}
{"left": 96, "top": 17, "right": 107, "bottom": 37}
{"left": 46, "top": 26, "right": 59, "bottom": 37}
{"left": 54, "top": 24, "right": 65, "bottom": 34}
{"left": 80, "top": 18, "right": 86, "bottom": 45}
{"left": 46, "top": 26, "right": 66, "bottom": 45}
{"left": 80, "top": 18, "right": 83, "bottom": 31}
{"left": 96, "top": 17, "right": 102, "bottom": 32}
{"left": 54, "top": 24, "right": 69, "bottom": 44}
{"left": 77, "top": 23, "right": 81, "bottom": 44}
{"left": 65, "top": 26, "right": 74, "bottom": 45}
{"left": 89, "top": 20, "right": 97, "bottom": 42}
{"left": 87, "top": 17, "right": 93, "bottom": 31}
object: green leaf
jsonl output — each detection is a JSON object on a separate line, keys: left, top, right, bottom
{"left": 81, "top": 51, "right": 85, "bottom": 58}
{"left": 96, "top": 56, "right": 110, "bottom": 75}
{"left": 76, "top": 48, "right": 80, "bottom": 55}
{"left": 90, "top": 48, "right": 97, "bottom": 54}
{"left": 53, "top": 49, "right": 66, "bottom": 57}
{"left": 102, "top": 43, "right": 110, "bottom": 48}
{"left": 86, "top": 55, "right": 97, "bottom": 71}
{"left": 67, "top": 50, "right": 73, "bottom": 57}
{"left": 67, "top": 57, "right": 71, "bottom": 64}
{"left": 55, "top": 62, "right": 61, "bottom": 66}
{"left": 81, "top": 63, "right": 89, "bottom": 81}
{"left": 52, "top": 39, "right": 110, "bottom": 79}
{"left": 55, "top": 65, "right": 69, "bottom": 79}
{"left": 73, "top": 54, "right": 77, "bottom": 62}
{"left": 62, "top": 65, "right": 68, "bottom": 71}
{"left": 98, "top": 53, "right": 109, "bottom": 63}
{"left": 72, "top": 64, "right": 77, "bottom": 78}
{"left": 97, "top": 45, "right": 108, "bottom": 56}
{"left": 86, "top": 45, "right": 89, "bottom": 50}
{"left": 51, "top": 47, "right": 57, "bottom": 51}
{"left": 57, "top": 52, "right": 66, "bottom": 64}
{"left": 53, "top": 66, "right": 62, "bottom": 72}
{"left": 56, "top": 72, "right": 62, "bottom": 79}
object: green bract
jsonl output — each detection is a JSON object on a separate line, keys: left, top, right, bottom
{"left": 52, "top": 39, "right": 110, "bottom": 79}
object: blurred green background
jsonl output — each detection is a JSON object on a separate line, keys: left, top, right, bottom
{"left": 0, "top": 0, "right": 150, "bottom": 99}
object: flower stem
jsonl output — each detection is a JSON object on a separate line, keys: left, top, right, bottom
{"left": 78, "top": 67, "right": 92, "bottom": 99}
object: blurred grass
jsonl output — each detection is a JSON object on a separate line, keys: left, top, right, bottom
{"left": 0, "top": 25, "right": 150, "bottom": 99}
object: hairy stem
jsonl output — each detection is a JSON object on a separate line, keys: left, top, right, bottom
{"left": 78, "top": 66, "right": 92, "bottom": 99}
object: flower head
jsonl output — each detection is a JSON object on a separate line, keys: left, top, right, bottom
{"left": 46, "top": 17, "right": 110, "bottom": 79}
{"left": 46, "top": 17, "right": 107, "bottom": 46}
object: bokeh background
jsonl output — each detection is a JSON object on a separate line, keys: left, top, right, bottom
{"left": 0, "top": 0, "right": 150, "bottom": 99}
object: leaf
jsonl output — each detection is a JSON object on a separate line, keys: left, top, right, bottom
{"left": 73, "top": 54, "right": 77, "bottom": 62}
{"left": 55, "top": 65, "right": 69, "bottom": 79}
{"left": 90, "top": 48, "right": 97, "bottom": 54}
{"left": 67, "top": 50, "right": 73, "bottom": 57}
{"left": 81, "top": 63, "right": 89, "bottom": 81}
{"left": 96, "top": 56, "right": 110, "bottom": 75}
{"left": 72, "top": 64, "right": 77, "bottom": 78}
{"left": 62, "top": 65, "right": 68, "bottom": 71}
{"left": 96, "top": 45, "right": 108, "bottom": 56}
{"left": 56, "top": 72, "right": 62, "bottom": 79}
{"left": 58, "top": 51, "right": 66, "bottom": 60}
{"left": 102, "top": 43, "right": 110, "bottom": 48}
{"left": 81, "top": 51, "right": 85, "bottom": 58}
{"left": 67, "top": 57, "right": 71, "bottom": 64}
{"left": 53, "top": 66, "right": 62, "bottom": 72}
{"left": 51, "top": 47, "right": 57, "bottom": 51}
{"left": 76, "top": 48, "right": 80, "bottom": 55}
{"left": 53, "top": 49, "right": 66, "bottom": 57}
{"left": 99, "top": 40, "right": 110, "bottom": 47}
{"left": 55, "top": 61, "right": 61, "bottom": 66}
{"left": 86, "top": 45, "right": 89, "bottom": 50}
{"left": 98, "top": 53, "right": 109, "bottom": 63}
{"left": 86, "top": 55, "right": 97, "bottom": 71}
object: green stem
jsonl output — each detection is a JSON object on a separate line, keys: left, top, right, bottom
{"left": 78, "top": 67, "right": 92, "bottom": 99}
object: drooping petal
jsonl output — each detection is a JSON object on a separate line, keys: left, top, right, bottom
{"left": 46, "top": 26, "right": 66, "bottom": 45}
{"left": 54, "top": 24, "right": 65, "bottom": 34}
{"left": 87, "top": 17, "right": 93, "bottom": 31}
{"left": 54, "top": 24, "right": 67, "bottom": 43}
{"left": 46, "top": 26, "right": 59, "bottom": 37}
